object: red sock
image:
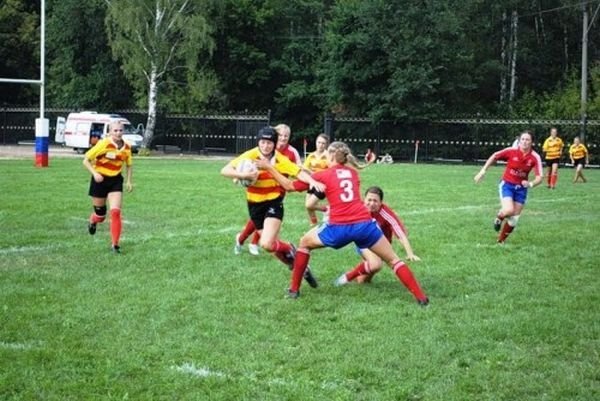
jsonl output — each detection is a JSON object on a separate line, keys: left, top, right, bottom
{"left": 271, "top": 240, "right": 294, "bottom": 267}
{"left": 551, "top": 174, "right": 558, "bottom": 187}
{"left": 238, "top": 220, "right": 256, "bottom": 243}
{"left": 110, "top": 208, "right": 122, "bottom": 246}
{"left": 290, "top": 248, "right": 310, "bottom": 292}
{"left": 251, "top": 231, "right": 261, "bottom": 245}
{"left": 345, "top": 261, "right": 371, "bottom": 282}
{"left": 90, "top": 212, "right": 105, "bottom": 224}
{"left": 393, "top": 261, "right": 427, "bottom": 301}
{"left": 547, "top": 174, "right": 551, "bottom": 186}
{"left": 498, "top": 222, "right": 515, "bottom": 242}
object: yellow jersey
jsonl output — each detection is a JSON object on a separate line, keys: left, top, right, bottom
{"left": 232, "top": 148, "right": 301, "bottom": 203}
{"left": 542, "top": 136, "right": 564, "bottom": 159}
{"left": 85, "top": 138, "right": 132, "bottom": 177}
{"left": 303, "top": 151, "right": 328, "bottom": 172}
{"left": 569, "top": 143, "right": 588, "bottom": 160}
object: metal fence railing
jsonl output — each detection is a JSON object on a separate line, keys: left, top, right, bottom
{"left": 2, "top": 108, "right": 598, "bottom": 164}
{"left": 323, "top": 116, "right": 600, "bottom": 164}
{"left": 0, "top": 108, "right": 270, "bottom": 155}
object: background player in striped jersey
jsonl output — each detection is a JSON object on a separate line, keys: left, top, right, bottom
{"left": 569, "top": 136, "right": 589, "bottom": 183}
{"left": 303, "top": 133, "right": 330, "bottom": 225}
{"left": 83, "top": 122, "right": 134, "bottom": 253}
{"left": 221, "top": 126, "right": 320, "bottom": 287}
{"left": 474, "top": 130, "right": 543, "bottom": 244}
{"left": 542, "top": 127, "right": 564, "bottom": 189}
{"left": 339, "top": 186, "right": 421, "bottom": 284}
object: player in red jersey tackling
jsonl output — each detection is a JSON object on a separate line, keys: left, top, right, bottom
{"left": 257, "top": 141, "right": 429, "bottom": 306}
{"left": 339, "top": 186, "right": 421, "bottom": 284}
{"left": 474, "top": 130, "right": 543, "bottom": 244}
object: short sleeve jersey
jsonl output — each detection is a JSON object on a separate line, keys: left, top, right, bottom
{"left": 493, "top": 147, "right": 543, "bottom": 185}
{"left": 373, "top": 203, "right": 408, "bottom": 243}
{"left": 312, "top": 166, "right": 371, "bottom": 224}
{"left": 278, "top": 144, "right": 302, "bottom": 166}
{"left": 303, "top": 152, "right": 328, "bottom": 172}
{"left": 569, "top": 143, "right": 588, "bottom": 160}
{"left": 85, "top": 137, "right": 132, "bottom": 177}
{"left": 232, "top": 148, "right": 301, "bottom": 203}
{"left": 542, "top": 136, "right": 564, "bottom": 159}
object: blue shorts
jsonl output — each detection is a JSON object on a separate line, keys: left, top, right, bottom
{"left": 498, "top": 180, "right": 528, "bottom": 205}
{"left": 317, "top": 220, "right": 383, "bottom": 250}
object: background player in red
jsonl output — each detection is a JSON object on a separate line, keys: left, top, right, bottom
{"left": 474, "top": 130, "right": 543, "bottom": 244}
{"left": 258, "top": 141, "right": 429, "bottom": 306}
{"left": 274, "top": 124, "right": 302, "bottom": 166}
{"left": 340, "top": 186, "right": 421, "bottom": 284}
{"left": 83, "top": 122, "right": 133, "bottom": 253}
{"left": 364, "top": 147, "right": 377, "bottom": 165}
{"left": 222, "top": 126, "right": 319, "bottom": 287}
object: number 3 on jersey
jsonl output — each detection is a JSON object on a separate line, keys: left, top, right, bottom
{"left": 340, "top": 179, "right": 354, "bottom": 202}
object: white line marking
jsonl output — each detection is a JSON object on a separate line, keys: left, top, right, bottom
{"left": 0, "top": 341, "right": 33, "bottom": 350}
{"left": 172, "top": 362, "right": 352, "bottom": 390}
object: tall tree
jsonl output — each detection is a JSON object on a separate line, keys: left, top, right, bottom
{"left": 104, "top": 0, "right": 218, "bottom": 148}
{"left": 319, "top": 0, "right": 475, "bottom": 121}
{"left": 46, "top": 0, "right": 133, "bottom": 110}
{"left": 0, "top": 0, "right": 40, "bottom": 105}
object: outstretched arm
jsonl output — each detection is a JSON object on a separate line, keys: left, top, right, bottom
{"left": 474, "top": 152, "right": 499, "bottom": 183}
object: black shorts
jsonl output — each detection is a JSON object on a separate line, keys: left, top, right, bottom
{"left": 248, "top": 197, "right": 284, "bottom": 230}
{"left": 573, "top": 158, "right": 586, "bottom": 167}
{"left": 88, "top": 174, "right": 123, "bottom": 198}
{"left": 545, "top": 158, "right": 560, "bottom": 167}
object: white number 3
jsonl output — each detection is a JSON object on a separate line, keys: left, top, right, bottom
{"left": 340, "top": 179, "right": 354, "bottom": 202}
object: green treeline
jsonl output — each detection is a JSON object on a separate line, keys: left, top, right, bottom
{"left": 1, "top": 0, "right": 599, "bottom": 136}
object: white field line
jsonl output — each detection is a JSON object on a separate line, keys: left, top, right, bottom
{"left": 0, "top": 341, "right": 35, "bottom": 350}
{"left": 0, "top": 244, "right": 62, "bottom": 255}
{"left": 172, "top": 362, "right": 349, "bottom": 390}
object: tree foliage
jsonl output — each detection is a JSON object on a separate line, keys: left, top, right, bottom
{"left": 0, "top": 0, "right": 41, "bottom": 105}
{"left": 46, "top": 0, "right": 132, "bottom": 109}
{"left": 1, "top": 0, "right": 599, "bottom": 131}
{"left": 104, "top": 0, "right": 219, "bottom": 147}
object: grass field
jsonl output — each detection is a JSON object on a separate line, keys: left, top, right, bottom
{"left": 1, "top": 156, "right": 599, "bottom": 401}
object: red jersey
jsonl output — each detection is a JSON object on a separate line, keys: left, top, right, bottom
{"left": 278, "top": 144, "right": 301, "bottom": 165}
{"left": 373, "top": 204, "right": 407, "bottom": 243}
{"left": 493, "top": 147, "right": 543, "bottom": 185}
{"left": 312, "top": 166, "right": 371, "bottom": 224}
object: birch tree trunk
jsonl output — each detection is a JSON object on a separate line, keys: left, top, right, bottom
{"left": 500, "top": 11, "right": 507, "bottom": 103}
{"left": 509, "top": 10, "right": 518, "bottom": 102}
{"left": 144, "top": 65, "right": 158, "bottom": 149}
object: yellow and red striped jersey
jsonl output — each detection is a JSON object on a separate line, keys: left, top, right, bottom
{"left": 542, "top": 136, "right": 564, "bottom": 159}
{"left": 232, "top": 148, "right": 301, "bottom": 203}
{"left": 569, "top": 143, "right": 588, "bottom": 160}
{"left": 303, "top": 152, "right": 328, "bottom": 172}
{"left": 85, "top": 138, "right": 132, "bottom": 177}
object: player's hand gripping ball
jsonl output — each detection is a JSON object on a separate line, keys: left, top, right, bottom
{"left": 236, "top": 159, "right": 258, "bottom": 187}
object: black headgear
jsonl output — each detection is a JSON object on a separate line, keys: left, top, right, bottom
{"left": 257, "top": 126, "right": 276, "bottom": 143}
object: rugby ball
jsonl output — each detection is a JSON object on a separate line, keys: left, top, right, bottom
{"left": 237, "top": 159, "right": 257, "bottom": 187}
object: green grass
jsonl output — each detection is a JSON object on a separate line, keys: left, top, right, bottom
{"left": 1, "top": 156, "right": 599, "bottom": 401}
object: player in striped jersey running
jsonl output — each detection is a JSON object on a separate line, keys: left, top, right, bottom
{"left": 83, "top": 122, "right": 134, "bottom": 253}
{"left": 569, "top": 136, "right": 589, "bottom": 183}
{"left": 542, "top": 127, "right": 564, "bottom": 189}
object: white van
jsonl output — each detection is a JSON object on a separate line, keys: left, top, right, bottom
{"left": 55, "top": 111, "right": 144, "bottom": 153}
